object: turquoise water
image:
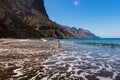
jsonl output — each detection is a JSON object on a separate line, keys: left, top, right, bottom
{"left": 61, "top": 38, "right": 120, "bottom": 58}
{"left": 62, "top": 38, "right": 120, "bottom": 47}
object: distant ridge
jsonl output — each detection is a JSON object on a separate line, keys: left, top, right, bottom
{"left": 61, "top": 25, "right": 99, "bottom": 38}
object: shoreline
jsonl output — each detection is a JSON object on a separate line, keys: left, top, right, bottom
{"left": 1, "top": 39, "right": 120, "bottom": 80}
{"left": 0, "top": 39, "right": 56, "bottom": 79}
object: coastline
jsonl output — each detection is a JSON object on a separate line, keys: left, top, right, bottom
{"left": 1, "top": 38, "right": 120, "bottom": 80}
{"left": 0, "top": 39, "right": 56, "bottom": 79}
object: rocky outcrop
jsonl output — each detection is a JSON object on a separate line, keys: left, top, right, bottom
{"left": 62, "top": 26, "right": 99, "bottom": 38}
{"left": 0, "top": 0, "right": 72, "bottom": 38}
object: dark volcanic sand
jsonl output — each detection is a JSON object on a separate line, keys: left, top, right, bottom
{"left": 0, "top": 39, "right": 120, "bottom": 80}
{"left": 0, "top": 39, "right": 55, "bottom": 80}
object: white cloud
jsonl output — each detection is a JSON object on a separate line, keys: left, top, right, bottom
{"left": 74, "top": 0, "right": 80, "bottom": 6}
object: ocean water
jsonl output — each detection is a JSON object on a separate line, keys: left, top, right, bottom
{"left": 40, "top": 38, "right": 120, "bottom": 80}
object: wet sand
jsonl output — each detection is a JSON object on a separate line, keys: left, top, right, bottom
{"left": 34, "top": 41, "right": 120, "bottom": 80}
{"left": 0, "top": 39, "right": 56, "bottom": 80}
{"left": 1, "top": 39, "right": 120, "bottom": 80}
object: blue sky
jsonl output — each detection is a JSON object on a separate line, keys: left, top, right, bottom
{"left": 44, "top": 0, "right": 120, "bottom": 38}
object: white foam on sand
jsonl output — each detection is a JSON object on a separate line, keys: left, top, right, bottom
{"left": 97, "top": 62, "right": 113, "bottom": 72}
{"left": 106, "top": 64, "right": 113, "bottom": 71}
{"left": 86, "top": 54, "right": 93, "bottom": 59}
{"left": 91, "top": 63, "right": 97, "bottom": 66}
{"left": 108, "top": 58, "right": 115, "bottom": 62}
{"left": 78, "top": 72, "right": 89, "bottom": 80}
{"left": 95, "top": 62, "right": 105, "bottom": 72}
{"left": 17, "top": 39, "right": 31, "bottom": 42}
{"left": 49, "top": 72, "right": 59, "bottom": 79}
{"left": 99, "top": 52, "right": 110, "bottom": 57}
{"left": 83, "top": 51, "right": 94, "bottom": 59}
{"left": 41, "top": 77, "right": 49, "bottom": 80}
{"left": 12, "top": 67, "right": 23, "bottom": 77}
{"left": 97, "top": 76, "right": 112, "bottom": 80}
{"left": 41, "top": 39, "right": 47, "bottom": 42}
{"left": 67, "top": 64, "right": 74, "bottom": 72}
{"left": 37, "top": 41, "right": 120, "bottom": 80}
{"left": 113, "top": 72, "right": 118, "bottom": 79}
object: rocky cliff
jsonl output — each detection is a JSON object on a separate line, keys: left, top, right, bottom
{"left": 0, "top": 0, "right": 72, "bottom": 38}
{"left": 62, "top": 26, "right": 99, "bottom": 38}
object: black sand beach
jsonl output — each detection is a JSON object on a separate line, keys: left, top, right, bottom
{"left": 0, "top": 39, "right": 55, "bottom": 80}
{"left": 0, "top": 39, "right": 120, "bottom": 80}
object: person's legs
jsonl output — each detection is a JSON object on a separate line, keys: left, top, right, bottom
{"left": 58, "top": 48, "right": 60, "bottom": 54}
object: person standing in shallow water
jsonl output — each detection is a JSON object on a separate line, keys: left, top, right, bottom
{"left": 56, "top": 40, "right": 61, "bottom": 54}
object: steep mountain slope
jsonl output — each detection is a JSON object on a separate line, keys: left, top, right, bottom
{"left": 62, "top": 26, "right": 99, "bottom": 38}
{"left": 0, "top": 0, "right": 73, "bottom": 38}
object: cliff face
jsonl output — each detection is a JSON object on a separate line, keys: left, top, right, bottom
{"left": 0, "top": 0, "right": 72, "bottom": 38}
{"left": 62, "top": 26, "right": 99, "bottom": 38}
